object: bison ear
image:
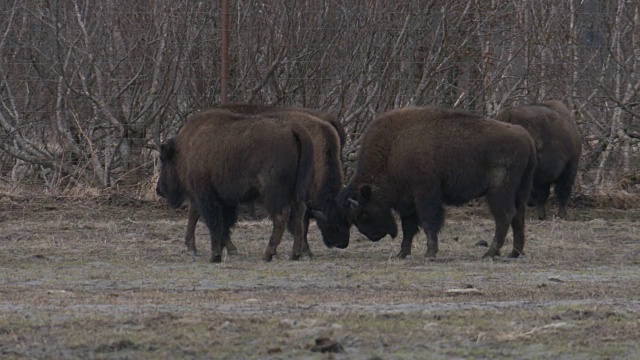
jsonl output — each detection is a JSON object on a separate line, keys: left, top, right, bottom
{"left": 160, "top": 138, "right": 177, "bottom": 162}
{"left": 358, "top": 185, "right": 372, "bottom": 203}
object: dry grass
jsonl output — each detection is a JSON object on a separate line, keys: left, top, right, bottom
{"left": 1, "top": 195, "right": 640, "bottom": 359}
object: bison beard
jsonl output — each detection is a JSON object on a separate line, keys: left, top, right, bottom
{"left": 496, "top": 100, "right": 582, "bottom": 220}
{"left": 156, "top": 113, "right": 314, "bottom": 263}
{"left": 338, "top": 106, "right": 537, "bottom": 260}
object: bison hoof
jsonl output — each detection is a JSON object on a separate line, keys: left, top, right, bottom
{"left": 210, "top": 254, "right": 222, "bottom": 263}
{"left": 507, "top": 250, "right": 522, "bottom": 258}
{"left": 425, "top": 248, "right": 438, "bottom": 259}
{"left": 482, "top": 249, "right": 500, "bottom": 259}
{"left": 289, "top": 253, "right": 301, "bottom": 261}
{"left": 396, "top": 250, "right": 411, "bottom": 259}
{"left": 262, "top": 253, "right": 274, "bottom": 262}
{"left": 226, "top": 248, "right": 239, "bottom": 256}
{"left": 303, "top": 251, "right": 315, "bottom": 260}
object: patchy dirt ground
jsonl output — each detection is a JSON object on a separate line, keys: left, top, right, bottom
{"left": 1, "top": 195, "right": 640, "bottom": 359}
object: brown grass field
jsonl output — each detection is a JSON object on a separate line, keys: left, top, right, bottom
{"left": 1, "top": 193, "right": 640, "bottom": 359}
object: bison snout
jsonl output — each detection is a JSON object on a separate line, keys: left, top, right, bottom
{"left": 322, "top": 237, "right": 349, "bottom": 250}
{"left": 333, "top": 241, "right": 349, "bottom": 249}
{"left": 367, "top": 232, "right": 386, "bottom": 242}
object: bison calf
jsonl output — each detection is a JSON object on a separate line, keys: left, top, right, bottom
{"left": 496, "top": 100, "right": 582, "bottom": 220}
{"left": 337, "top": 107, "right": 536, "bottom": 259}
{"left": 156, "top": 111, "right": 314, "bottom": 263}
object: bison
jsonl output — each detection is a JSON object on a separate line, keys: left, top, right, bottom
{"left": 336, "top": 107, "right": 536, "bottom": 259}
{"left": 181, "top": 105, "right": 350, "bottom": 258}
{"left": 156, "top": 109, "right": 314, "bottom": 263}
{"left": 496, "top": 100, "right": 582, "bottom": 220}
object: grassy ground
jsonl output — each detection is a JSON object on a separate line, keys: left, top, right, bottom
{"left": 1, "top": 195, "right": 639, "bottom": 359}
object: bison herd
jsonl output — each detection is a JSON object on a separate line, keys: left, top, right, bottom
{"left": 156, "top": 101, "right": 582, "bottom": 263}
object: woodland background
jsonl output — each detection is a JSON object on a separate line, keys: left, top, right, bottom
{"left": 0, "top": 0, "right": 638, "bottom": 195}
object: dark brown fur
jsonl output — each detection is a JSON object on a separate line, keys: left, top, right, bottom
{"left": 266, "top": 111, "right": 350, "bottom": 250}
{"left": 156, "top": 109, "right": 314, "bottom": 263}
{"left": 217, "top": 103, "right": 347, "bottom": 148}
{"left": 182, "top": 108, "right": 350, "bottom": 257}
{"left": 496, "top": 100, "right": 582, "bottom": 220}
{"left": 337, "top": 107, "right": 536, "bottom": 259}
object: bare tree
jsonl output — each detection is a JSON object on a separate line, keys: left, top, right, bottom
{"left": 1, "top": 0, "right": 638, "bottom": 191}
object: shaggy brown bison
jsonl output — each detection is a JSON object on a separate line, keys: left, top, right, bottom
{"left": 156, "top": 109, "right": 314, "bottom": 263}
{"left": 336, "top": 107, "right": 536, "bottom": 259}
{"left": 268, "top": 111, "right": 350, "bottom": 251}
{"left": 496, "top": 100, "right": 582, "bottom": 220}
{"left": 181, "top": 108, "right": 351, "bottom": 257}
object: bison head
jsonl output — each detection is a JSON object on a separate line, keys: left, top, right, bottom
{"left": 338, "top": 184, "right": 398, "bottom": 242}
{"left": 156, "top": 138, "right": 186, "bottom": 208}
{"left": 311, "top": 206, "right": 351, "bottom": 249}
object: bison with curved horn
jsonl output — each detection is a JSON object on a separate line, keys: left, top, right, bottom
{"left": 180, "top": 107, "right": 351, "bottom": 258}
{"left": 496, "top": 100, "right": 582, "bottom": 220}
{"left": 337, "top": 107, "right": 537, "bottom": 259}
{"left": 156, "top": 109, "right": 314, "bottom": 263}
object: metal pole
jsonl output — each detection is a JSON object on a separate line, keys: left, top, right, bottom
{"left": 220, "top": 0, "right": 230, "bottom": 104}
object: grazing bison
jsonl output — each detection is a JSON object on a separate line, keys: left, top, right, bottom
{"left": 156, "top": 110, "right": 314, "bottom": 263}
{"left": 218, "top": 104, "right": 345, "bottom": 224}
{"left": 336, "top": 107, "right": 536, "bottom": 259}
{"left": 267, "top": 111, "right": 350, "bottom": 253}
{"left": 182, "top": 106, "right": 351, "bottom": 258}
{"left": 496, "top": 100, "right": 582, "bottom": 220}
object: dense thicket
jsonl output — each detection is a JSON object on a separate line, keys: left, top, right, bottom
{"left": 1, "top": 0, "right": 638, "bottom": 190}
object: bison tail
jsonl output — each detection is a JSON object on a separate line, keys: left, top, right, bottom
{"left": 291, "top": 123, "right": 314, "bottom": 202}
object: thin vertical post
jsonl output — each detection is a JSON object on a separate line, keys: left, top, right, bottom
{"left": 220, "top": 0, "right": 230, "bottom": 104}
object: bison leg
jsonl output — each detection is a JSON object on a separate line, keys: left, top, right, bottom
{"left": 196, "top": 195, "right": 225, "bottom": 263}
{"left": 424, "top": 230, "right": 439, "bottom": 260}
{"left": 416, "top": 197, "right": 445, "bottom": 259}
{"left": 224, "top": 238, "right": 239, "bottom": 255}
{"left": 531, "top": 183, "right": 550, "bottom": 220}
{"left": 301, "top": 211, "right": 313, "bottom": 259}
{"left": 554, "top": 162, "right": 578, "bottom": 220}
{"left": 287, "top": 201, "right": 307, "bottom": 261}
{"left": 222, "top": 204, "right": 239, "bottom": 255}
{"left": 186, "top": 201, "right": 238, "bottom": 256}
{"left": 263, "top": 207, "right": 291, "bottom": 262}
{"left": 483, "top": 192, "right": 516, "bottom": 259}
{"left": 185, "top": 202, "right": 199, "bottom": 256}
{"left": 397, "top": 213, "right": 419, "bottom": 259}
{"left": 288, "top": 210, "right": 313, "bottom": 259}
{"left": 508, "top": 198, "right": 526, "bottom": 258}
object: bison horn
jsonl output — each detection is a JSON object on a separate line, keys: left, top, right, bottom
{"left": 347, "top": 198, "right": 359, "bottom": 208}
{"left": 311, "top": 210, "right": 328, "bottom": 222}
